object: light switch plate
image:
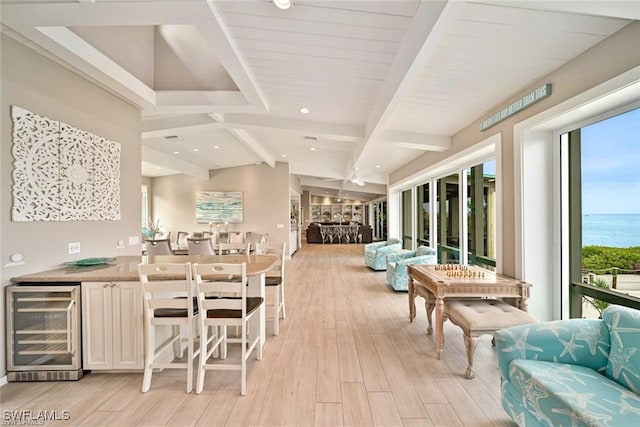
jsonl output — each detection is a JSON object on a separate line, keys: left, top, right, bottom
{"left": 128, "top": 236, "right": 139, "bottom": 245}
{"left": 68, "top": 242, "right": 81, "bottom": 254}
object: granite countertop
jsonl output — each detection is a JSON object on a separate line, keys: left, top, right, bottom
{"left": 10, "top": 256, "right": 144, "bottom": 283}
{"left": 10, "top": 254, "right": 278, "bottom": 284}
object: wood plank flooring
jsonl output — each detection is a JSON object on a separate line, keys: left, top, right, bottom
{"left": 0, "top": 243, "right": 517, "bottom": 426}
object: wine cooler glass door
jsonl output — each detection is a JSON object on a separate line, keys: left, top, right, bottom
{"left": 7, "top": 285, "right": 81, "bottom": 370}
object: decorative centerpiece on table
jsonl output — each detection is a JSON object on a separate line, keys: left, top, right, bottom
{"left": 141, "top": 218, "right": 164, "bottom": 240}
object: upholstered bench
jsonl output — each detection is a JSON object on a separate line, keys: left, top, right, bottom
{"left": 444, "top": 299, "right": 536, "bottom": 379}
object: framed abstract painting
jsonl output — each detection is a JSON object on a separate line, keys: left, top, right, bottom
{"left": 195, "top": 191, "right": 243, "bottom": 223}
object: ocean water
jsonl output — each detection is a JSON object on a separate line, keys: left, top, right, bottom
{"left": 582, "top": 214, "right": 640, "bottom": 247}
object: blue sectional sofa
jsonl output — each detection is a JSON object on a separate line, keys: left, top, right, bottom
{"left": 495, "top": 305, "right": 640, "bottom": 427}
{"left": 363, "top": 238, "right": 402, "bottom": 270}
{"left": 385, "top": 246, "right": 437, "bottom": 291}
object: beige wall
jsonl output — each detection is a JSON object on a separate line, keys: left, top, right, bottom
{"left": 149, "top": 162, "right": 291, "bottom": 245}
{"left": 389, "top": 22, "right": 640, "bottom": 279}
{"left": 1, "top": 34, "right": 142, "bottom": 378}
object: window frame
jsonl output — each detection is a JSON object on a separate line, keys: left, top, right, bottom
{"left": 389, "top": 134, "right": 501, "bottom": 269}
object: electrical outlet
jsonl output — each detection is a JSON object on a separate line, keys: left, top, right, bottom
{"left": 128, "top": 235, "right": 139, "bottom": 245}
{"left": 68, "top": 242, "right": 81, "bottom": 254}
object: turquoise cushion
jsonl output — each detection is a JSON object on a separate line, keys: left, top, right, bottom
{"left": 416, "top": 246, "right": 434, "bottom": 256}
{"left": 508, "top": 359, "right": 640, "bottom": 427}
{"left": 602, "top": 305, "right": 640, "bottom": 394}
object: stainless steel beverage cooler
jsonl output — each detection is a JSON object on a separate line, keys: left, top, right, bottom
{"left": 6, "top": 284, "right": 83, "bottom": 381}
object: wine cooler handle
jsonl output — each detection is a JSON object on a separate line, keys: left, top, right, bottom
{"left": 67, "top": 300, "right": 75, "bottom": 355}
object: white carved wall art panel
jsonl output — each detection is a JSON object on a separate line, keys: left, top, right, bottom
{"left": 11, "top": 106, "right": 61, "bottom": 221}
{"left": 11, "top": 106, "right": 121, "bottom": 222}
{"left": 93, "top": 135, "right": 121, "bottom": 221}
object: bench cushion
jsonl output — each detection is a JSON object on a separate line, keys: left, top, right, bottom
{"left": 445, "top": 299, "right": 536, "bottom": 335}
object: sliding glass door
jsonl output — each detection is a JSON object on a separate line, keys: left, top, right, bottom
{"left": 437, "top": 173, "right": 460, "bottom": 264}
{"left": 466, "top": 160, "right": 496, "bottom": 270}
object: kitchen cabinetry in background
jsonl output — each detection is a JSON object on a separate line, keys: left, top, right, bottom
{"left": 81, "top": 281, "right": 143, "bottom": 370}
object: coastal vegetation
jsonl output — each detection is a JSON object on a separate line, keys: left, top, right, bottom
{"left": 582, "top": 246, "right": 640, "bottom": 271}
{"left": 584, "top": 277, "right": 611, "bottom": 317}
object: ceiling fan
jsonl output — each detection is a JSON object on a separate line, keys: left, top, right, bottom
{"left": 321, "top": 167, "right": 376, "bottom": 187}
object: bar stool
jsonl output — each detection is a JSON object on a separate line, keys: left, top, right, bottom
{"left": 192, "top": 262, "right": 263, "bottom": 395}
{"left": 265, "top": 242, "right": 286, "bottom": 335}
{"left": 138, "top": 262, "right": 200, "bottom": 393}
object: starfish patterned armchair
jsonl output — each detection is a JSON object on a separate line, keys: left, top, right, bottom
{"left": 364, "top": 238, "right": 402, "bottom": 271}
{"left": 495, "top": 305, "right": 640, "bottom": 427}
{"left": 385, "top": 246, "right": 437, "bottom": 291}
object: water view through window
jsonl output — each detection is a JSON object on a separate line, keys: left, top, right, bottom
{"left": 576, "top": 107, "right": 640, "bottom": 317}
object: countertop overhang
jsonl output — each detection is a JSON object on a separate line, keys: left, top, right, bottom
{"left": 10, "top": 254, "right": 278, "bottom": 283}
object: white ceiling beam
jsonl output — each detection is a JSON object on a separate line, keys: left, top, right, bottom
{"left": 466, "top": 0, "right": 640, "bottom": 20}
{"left": 1, "top": 2, "right": 202, "bottom": 27}
{"left": 142, "top": 114, "right": 219, "bottom": 133}
{"left": 145, "top": 91, "right": 263, "bottom": 115}
{"left": 291, "top": 166, "right": 346, "bottom": 181}
{"left": 141, "top": 113, "right": 366, "bottom": 144}
{"left": 31, "top": 26, "right": 156, "bottom": 109}
{"left": 200, "top": 2, "right": 269, "bottom": 113}
{"left": 154, "top": 91, "right": 248, "bottom": 107}
{"left": 351, "top": 0, "right": 457, "bottom": 169}
{"left": 1, "top": 1, "right": 266, "bottom": 114}
{"left": 223, "top": 114, "right": 364, "bottom": 142}
{"left": 147, "top": 104, "right": 266, "bottom": 116}
{"left": 224, "top": 128, "right": 276, "bottom": 168}
{"left": 141, "top": 123, "right": 224, "bottom": 140}
{"left": 379, "top": 130, "right": 451, "bottom": 151}
{"left": 142, "top": 146, "right": 209, "bottom": 180}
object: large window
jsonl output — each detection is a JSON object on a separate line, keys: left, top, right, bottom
{"left": 437, "top": 172, "right": 460, "bottom": 264}
{"left": 372, "top": 200, "right": 387, "bottom": 241}
{"left": 401, "top": 189, "right": 412, "bottom": 249}
{"left": 417, "top": 183, "right": 430, "bottom": 247}
{"left": 466, "top": 160, "right": 496, "bottom": 270}
{"left": 566, "top": 108, "right": 640, "bottom": 318}
{"left": 390, "top": 138, "right": 498, "bottom": 269}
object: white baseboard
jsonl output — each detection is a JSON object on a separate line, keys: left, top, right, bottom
{"left": 0, "top": 375, "right": 8, "bottom": 387}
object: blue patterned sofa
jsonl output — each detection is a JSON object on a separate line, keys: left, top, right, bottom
{"left": 495, "top": 305, "right": 640, "bottom": 427}
{"left": 385, "top": 246, "right": 437, "bottom": 291}
{"left": 363, "top": 238, "right": 402, "bottom": 270}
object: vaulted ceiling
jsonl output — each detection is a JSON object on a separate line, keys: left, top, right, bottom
{"left": 2, "top": 0, "right": 637, "bottom": 200}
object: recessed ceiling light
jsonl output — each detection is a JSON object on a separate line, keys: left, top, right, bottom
{"left": 375, "top": 165, "right": 381, "bottom": 168}
{"left": 299, "top": 107, "right": 310, "bottom": 114}
{"left": 281, "top": 154, "right": 287, "bottom": 158}
{"left": 173, "top": 151, "right": 179, "bottom": 154}
{"left": 310, "top": 147, "right": 316, "bottom": 151}
{"left": 273, "top": 0, "right": 291, "bottom": 10}
{"left": 156, "top": 166, "right": 162, "bottom": 170}
{"left": 193, "top": 148, "right": 199, "bottom": 152}
{"left": 214, "top": 145, "right": 219, "bottom": 149}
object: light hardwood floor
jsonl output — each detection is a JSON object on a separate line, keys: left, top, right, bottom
{"left": 1, "top": 243, "right": 517, "bottom": 426}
